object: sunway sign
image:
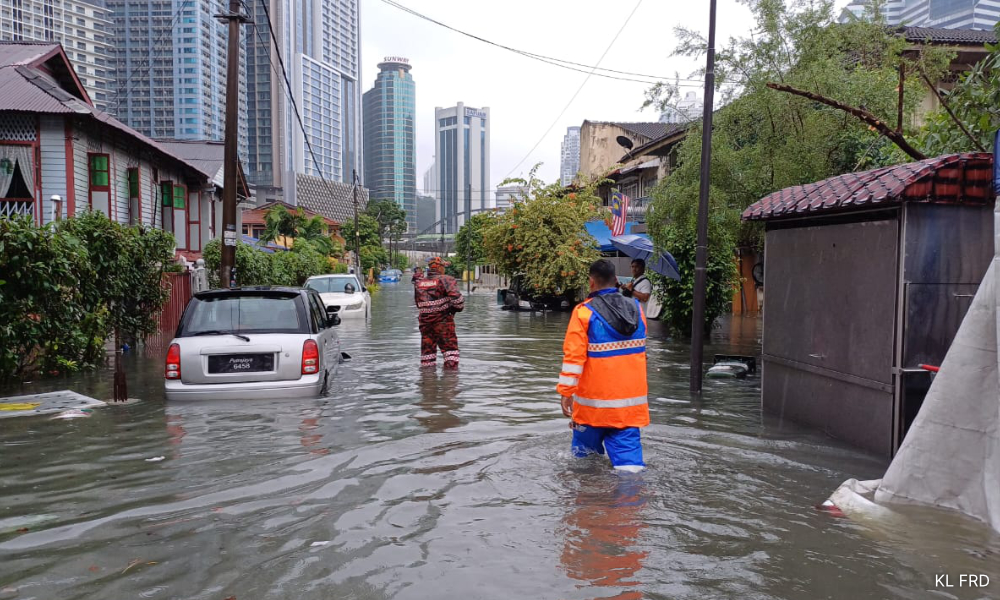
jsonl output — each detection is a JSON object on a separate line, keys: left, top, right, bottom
{"left": 464, "top": 107, "right": 487, "bottom": 120}
{"left": 384, "top": 56, "right": 409, "bottom": 64}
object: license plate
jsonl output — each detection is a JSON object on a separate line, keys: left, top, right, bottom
{"left": 208, "top": 354, "right": 274, "bottom": 374}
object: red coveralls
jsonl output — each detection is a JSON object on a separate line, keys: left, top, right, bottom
{"left": 415, "top": 271, "right": 465, "bottom": 367}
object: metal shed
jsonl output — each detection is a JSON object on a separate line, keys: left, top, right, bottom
{"left": 742, "top": 153, "right": 994, "bottom": 457}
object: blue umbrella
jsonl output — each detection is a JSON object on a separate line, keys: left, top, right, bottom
{"left": 609, "top": 234, "right": 681, "bottom": 280}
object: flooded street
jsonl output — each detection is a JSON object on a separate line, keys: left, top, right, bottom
{"left": 2, "top": 285, "right": 999, "bottom": 600}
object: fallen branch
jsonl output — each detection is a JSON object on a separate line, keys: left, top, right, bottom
{"left": 766, "top": 82, "right": 927, "bottom": 161}
{"left": 919, "top": 70, "right": 987, "bottom": 152}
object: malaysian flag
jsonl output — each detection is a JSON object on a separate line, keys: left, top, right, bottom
{"left": 610, "top": 191, "right": 630, "bottom": 236}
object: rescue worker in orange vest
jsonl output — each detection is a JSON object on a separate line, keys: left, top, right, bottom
{"left": 557, "top": 259, "right": 649, "bottom": 472}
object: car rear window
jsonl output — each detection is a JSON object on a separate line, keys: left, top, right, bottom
{"left": 180, "top": 293, "right": 306, "bottom": 335}
{"left": 305, "top": 277, "right": 359, "bottom": 293}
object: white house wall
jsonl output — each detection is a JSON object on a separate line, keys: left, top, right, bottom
{"left": 38, "top": 116, "right": 68, "bottom": 225}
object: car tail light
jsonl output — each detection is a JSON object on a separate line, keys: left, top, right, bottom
{"left": 165, "top": 343, "right": 181, "bottom": 380}
{"left": 302, "top": 340, "right": 319, "bottom": 375}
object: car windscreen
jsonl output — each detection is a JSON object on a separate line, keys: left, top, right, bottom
{"left": 305, "top": 277, "right": 359, "bottom": 293}
{"left": 180, "top": 294, "right": 306, "bottom": 335}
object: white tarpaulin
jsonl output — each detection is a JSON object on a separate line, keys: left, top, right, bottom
{"left": 872, "top": 259, "right": 1000, "bottom": 531}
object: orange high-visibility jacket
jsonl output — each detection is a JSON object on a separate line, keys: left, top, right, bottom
{"left": 557, "top": 289, "right": 649, "bottom": 429}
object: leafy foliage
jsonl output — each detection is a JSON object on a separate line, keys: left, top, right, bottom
{"left": 204, "top": 237, "right": 331, "bottom": 288}
{"left": 365, "top": 199, "right": 407, "bottom": 241}
{"left": 258, "top": 205, "right": 340, "bottom": 256}
{"left": 0, "top": 213, "right": 174, "bottom": 381}
{"left": 482, "top": 172, "right": 603, "bottom": 296}
{"left": 455, "top": 212, "right": 498, "bottom": 266}
{"left": 918, "top": 25, "right": 1000, "bottom": 155}
{"left": 643, "top": 0, "right": 951, "bottom": 332}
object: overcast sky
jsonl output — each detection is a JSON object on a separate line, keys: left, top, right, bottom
{"left": 360, "top": 0, "right": 850, "bottom": 196}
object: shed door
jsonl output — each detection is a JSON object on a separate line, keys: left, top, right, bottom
{"left": 763, "top": 219, "right": 898, "bottom": 384}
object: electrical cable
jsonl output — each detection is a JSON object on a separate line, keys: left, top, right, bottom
{"left": 377, "top": 0, "right": 708, "bottom": 86}
{"left": 253, "top": 0, "right": 356, "bottom": 206}
{"left": 503, "top": 0, "right": 645, "bottom": 180}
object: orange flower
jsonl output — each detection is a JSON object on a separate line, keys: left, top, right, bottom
{"left": 569, "top": 270, "right": 577, "bottom": 276}
{"left": 568, "top": 193, "right": 577, "bottom": 200}
{"left": 507, "top": 244, "right": 514, "bottom": 251}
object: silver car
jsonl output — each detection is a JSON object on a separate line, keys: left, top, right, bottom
{"left": 165, "top": 287, "right": 342, "bottom": 401}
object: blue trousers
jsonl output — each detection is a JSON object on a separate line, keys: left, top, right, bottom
{"left": 571, "top": 423, "right": 645, "bottom": 468}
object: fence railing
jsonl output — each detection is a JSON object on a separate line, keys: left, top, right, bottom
{"left": 0, "top": 200, "right": 33, "bottom": 220}
{"left": 144, "top": 271, "right": 193, "bottom": 354}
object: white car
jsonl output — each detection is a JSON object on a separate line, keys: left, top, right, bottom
{"left": 164, "top": 287, "right": 342, "bottom": 401}
{"left": 304, "top": 274, "right": 371, "bottom": 319}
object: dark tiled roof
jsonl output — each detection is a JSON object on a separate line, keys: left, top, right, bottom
{"left": 898, "top": 27, "right": 998, "bottom": 45}
{"left": 295, "top": 173, "right": 368, "bottom": 224}
{"left": 620, "top": 122, "right": 690, "bottom": 162}
{"left": 242, "top": 201, "right": 337, "bottom": 227}
{"left": 614, "top": 122, "right": 669, "bottom": 141}
{"left": 742, "top": 153, "right": 993, "bottom": 222}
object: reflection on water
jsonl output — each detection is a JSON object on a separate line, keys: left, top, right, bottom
{"left": 1, "top": 286, "right": 999, "bottom": 599}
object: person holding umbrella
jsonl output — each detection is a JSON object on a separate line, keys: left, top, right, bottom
{"left": 621, "top": 259, "right": 653, "bottom": 315}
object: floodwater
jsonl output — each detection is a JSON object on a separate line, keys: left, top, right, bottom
{"left": 1, "top": 286, "right": 999, "bottom": 600}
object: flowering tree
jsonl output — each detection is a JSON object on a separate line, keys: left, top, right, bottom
{"left": 482, "top": 172, "right": 605, "bottom": 297}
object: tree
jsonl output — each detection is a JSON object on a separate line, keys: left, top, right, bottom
{"left": 455, "top": 212, "right": 498, "bottom": 266}
{"left": 340, "top": 214, "right": 381, "bottom": 250}
{"left": 365, "top": 199, "right": 407, "bottom": 242}
{"left": 259, "top": 205, "right": 338, "bottom": 256}
{"left": 642, "top": 0, "right": 951, "bottom": 333}
{"left": 482, "top": 170, "right": 603, "bottom": 297}
{"left": 918, "top": 23, "right": 1000, "bottom": 155}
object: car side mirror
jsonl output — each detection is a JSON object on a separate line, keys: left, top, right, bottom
{"left": 326, "top": 309, "right": 341, "bottom": 327}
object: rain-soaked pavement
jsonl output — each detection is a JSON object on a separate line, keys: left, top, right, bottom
{"left": 2, "top": 285, "right": 999, "bottom": 600}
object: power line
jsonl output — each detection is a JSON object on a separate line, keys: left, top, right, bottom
{"left": 504, "top": 0, "right": 645, "bottom": 180}
{"left": 253, "top": 0, "right": 355, "bottom": 206}
{"left": 378, "top": 0, "right": 710, "bottom": 86}
{"left": 113, "top": 0, "right": 194, "bottom": 114}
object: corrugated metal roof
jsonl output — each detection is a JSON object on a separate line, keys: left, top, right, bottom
{"left": 1, "top": 47, "right": 212, "bottom": 181}
{"left": 0, "top": 42, "right": 60, "bottom": 67}
{"left": 899, "top": 27, "right": 997, "bottom": 45}
{"left": 156, "top": 140, "right": 225, "bottom": 185}
{"left": 742, "top": 153, "right": 993, "bottom": 222}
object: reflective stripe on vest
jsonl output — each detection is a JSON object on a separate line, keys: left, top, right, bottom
{"left": 561, "top": 362, "right": 584, "bottom": 375}
{"left": 574, "top": 395, "right": 648, "bottom": 408}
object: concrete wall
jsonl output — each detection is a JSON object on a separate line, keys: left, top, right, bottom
{"left": 579, "top": 122, "right": 652, "bottom": 180}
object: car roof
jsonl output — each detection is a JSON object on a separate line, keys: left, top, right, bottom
{"left": 193, "top": 286, "right": 306, "bottom": 299}
{"left": 307, "top": 274, "right": 357, "bottom": 279}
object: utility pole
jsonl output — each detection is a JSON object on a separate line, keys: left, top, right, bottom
{"left": 217, "top": 0, "right": 248, "bottom": 288}
{"left": 352, "top": 169, "right": 361, "bottom": 274}
{"left": 466, "top": 183, "right": 472, "bottom": 293}
{"left": 690, "top": 0, "right": 717, "bottom": 393}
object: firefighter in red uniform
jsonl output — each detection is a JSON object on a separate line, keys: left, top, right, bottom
{"left": 557, "top": 259, "right": 649, "bottom": 471}
{"left": 415, "top": 257, "right": 464, "bottom": 368}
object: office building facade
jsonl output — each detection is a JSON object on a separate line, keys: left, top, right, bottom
{"left": 105, "top": 0, "right": 247, "bottom": 157}
{"left": 495, "top": 184, "right": 527, "bottom": 212}
{"left": 0, "top": 0, "right": 116, "bottom": 113}
{"left": 841, "top": 0, "right": 1000, "bottom": 28}
{"left": 246, "top": 0, "right": 362, "bottom": 204}
{"left": 560, "top": 126, "right": 580, "bottom": 187}
{"left": 434, "top": 103, "right": 490, "bottom": 233}
{"left": 363, "top": 57, "right": 416, "bottom": 231}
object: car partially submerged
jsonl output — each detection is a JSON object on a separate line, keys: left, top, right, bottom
{"left": 498, "top": 274, "right": 578, "bottom": 312}
{"left": 304, "top": 274, "right": 370, "bottom": 319}
{"left": 164, "top": 287, "right": 343, "bottom": 401}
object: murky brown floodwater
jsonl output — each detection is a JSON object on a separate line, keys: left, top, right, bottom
{"left": 2, "top": 285, "right": 999, "bottom": 600}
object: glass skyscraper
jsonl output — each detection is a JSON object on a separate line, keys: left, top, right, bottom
{"left": 246, "top": 0, "right": 362, "bottom": 203}
{"left": 560, "top": 126, "right": 580, "bottom": 187}
{"left": 105, "top": 0, "right": 247, "bottom": 156}
{"left": 434, "top": 103, "right": 490, "bottom": 234}
{"left": 363, "top": 57, "right": 416, "bottom": 231}
{"left": 841, "top": 0, "right": 1000, "bottom": 28}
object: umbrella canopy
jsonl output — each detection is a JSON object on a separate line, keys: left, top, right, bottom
{"left": 610, "top": 234, "right": 681, "bottom": 280}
